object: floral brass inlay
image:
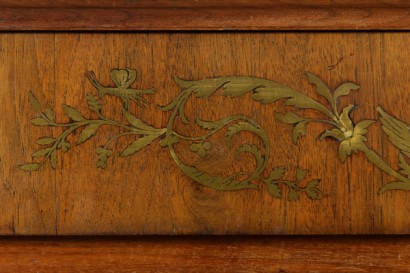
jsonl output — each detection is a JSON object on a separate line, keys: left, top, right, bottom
{"left": 20, "top": 68, "right": 410, "bottom": 199}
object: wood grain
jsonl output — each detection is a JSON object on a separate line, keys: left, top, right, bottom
{"left": 1, "top": 1, "right": 410, "bottom": 30}
{"left": 0, "top": 236, "right": 409, "bottom": 273}
{"left": 1, "top": 32, "right": 410, "bottom": 235}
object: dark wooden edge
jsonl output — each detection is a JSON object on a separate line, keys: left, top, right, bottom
{"left": 0, "top": 235, "right": 408, "bottom": 272}
{"left": 1, "top": 6, "right": 410, "bottom": 31}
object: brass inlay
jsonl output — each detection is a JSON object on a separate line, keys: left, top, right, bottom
{"left": 20, "top": 69, "right": 410, "bottom": 197}
{"left": 274, "top": 74, "right": 410, "bottom": 193}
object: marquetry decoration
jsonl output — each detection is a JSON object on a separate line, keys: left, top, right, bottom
{"left": 20, "top": 68, "right": 410, "bottom": 200}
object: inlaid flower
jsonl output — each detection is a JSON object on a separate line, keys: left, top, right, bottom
{"left": 320, "top": 104, "right": 374, "bottom": 162}
{"left": 110, "top": 69, "right": 137, "bottom": 89}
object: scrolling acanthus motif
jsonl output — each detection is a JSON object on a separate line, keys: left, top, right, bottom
{"left": 20, "top": 69, "right": 410, "bottom": 199}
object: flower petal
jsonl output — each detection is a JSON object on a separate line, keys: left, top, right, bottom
{"left": 320, "top": 128, "right": 346, "bottom": 141}
{"left": 339, "top": 104, "right": 355, "bottom": 132}
{"left": 354, "top": 120, "right": 375, "bottom": 135}
{"left": 338, "top": 140, "right": 352, "bottom": 162}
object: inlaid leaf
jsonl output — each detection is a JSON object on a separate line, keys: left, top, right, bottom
{"left": 267, "top": 183, "right": 282, "bottom": 198}
{"left": 305, "top": 180, "right": 323, "bottom": 200}
{"left": 296, "top": 168, "right": 308, "bottom": 181}
{"left": 269, "top": 167, "right": 286, "bottom": 181}
{"left": 120, "top": 134, "right": 160, "bottom": 157}
{"left": 87, "top": 93, "right": 103, "bottom": 113}
{"left": 379, "top": 181, "right": 410, "bottom": 194}
{"left": 306, "top": 73, "right": 333, "bottom": 105}
{"left": 275, "top": 112, "right": 305, "bottom": 124}
{"left": 77, "top": 123, "right": 101, "bottom": 144}
{"left": 123, "top": 108, "right": 157, "bottom": 132}
{"left": 36, "top": 137, "right": 56, "bottom": 145}
{"left": 19, "top": 163, "right": 40, "bottom": 172}
{"left": 226, "top": 122, "right": 262, "bottom": 147}
{"left": 288, "top": 189, "right": 299, "bottom": 201}
{"left": 252, "top": 84, "right": 296, "bottom": 103}
{"left": 29, "top": 92, "right": 41, "bottom": 112}
{"left": 62, "top": 105, "right": 85, "bottom": 121}
{"left": 45, "top": 107, "right": 55, "bottom": 122}
{"left": 173, "top": 77, "right": 228, "bottom": 98}
{"left": 32, "top": 148, "right": 51, "bottom": 158}
{"left": 50, "top": 150, "right": 57, "bottom": 169}
{"left": 235, "top": 144, "right": 263, "bottom": 166}
{"left": 292, "top": 122, "right": 307, "bottom": 144}
{"left": 221, "top": 77, "right": 272, "bottom": 97}
{"left": 333, "top": 82, "right": 360, "bottom": 103}
{"left": 398, "top": 154, "right": 410, "bottom": 177}
{"left": 195, "top": 117, "right": 219, "bottom": 130}
{"left": 31, "top": 118, "right": 49, "bottom": 126}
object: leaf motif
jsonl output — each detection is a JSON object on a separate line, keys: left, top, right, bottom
{"left": 305, "top": 179, "right": 323, "bottom": 200}
{"left": 267, "top": 183, "right": 282, "bottom": 198}
{"left": 269, "top": 167, "right": 286, "bottom": 181}
{"left": 296, "top": 168, "right": 308, "bottom": 181}
{"left": 19, "top": 163, "right": 40, "bottom": 172}
{"left": 122, "top": 108, "right": 157, "bottom": 132}
{"left": 61, "top": 142, "right": 71, "bottom": 152}
{"left": 196, "top": 116, "right": 253, "bottom": 131}
{"left": 29, "top": 92, "right": 41, "bottom": 112}
{"left": 288, "top": 189, "right": 299, "bottom": 201}
{"left": 195, "top": 117, "right": 220, "bottom": 130}
{"left": 333, "top": 82, "right": 360, "bottom": 103}
{"left": 120, "top": 134, "right": 160, "bottom": 157}
{"left": 281, "top": 96, "right": 336, "bottom": 119}
{"left": 50, "top": 150, "right": 57, "bottom": 169}
{"left": 77, "top": 123, "right": 101, "bottom": 144}
{"left": 306, "top": 73, "right": 333, "bottom": 106}
{"left": 45, "top": 107, "right": 55, "bottom": 122}
{"left": 62, "top": 105, "right": 85, "bottom": 122}
{"left": 235, "top": 144, "right": 264, "bottom": 170}
{"left": 225, "top": 122, "right": 262, "bottom": 147}
{"left": 87, "top": 93, "right": 103, "bottom": 113}
{"left": 159, "top": 135, "right": 180, "bottom": 147}
{"left": 173, "top": 76, "right": 195, "bottom": 89}
{"left": 306, "top": 179, "right": 320, "bottom": 189}
{"left": 221, "top": 77, "right": 271, "bottom": 97}
{"left": 275, "top": 112, "right": 305, "bottom": 124}
{"left": 292, "top": 122, "right": 307, "bottom": 144}
{"left": 36, "top": 137, "right": 56, "bottom": 145}
{"left": 252, "top": 84, "right": 297, "bottom": 104}
{"left": 398, "top": 154, "right": 410, "bottom": 177}
{"left": 31, "top": 118, "right": 49, "bottom": 126}
{"left": 192, "top": 78, "right": 229, "bottom": 98}
{"left": 32, "top": 148, "right": 51, "bottom": 158}
{"left": 379, "top": 181, "right": 410, "bottom": 194}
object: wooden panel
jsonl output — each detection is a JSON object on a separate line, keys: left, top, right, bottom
{"left": 1, "top": 1, "right": 410, "bottom": 30}
{"left": 2, "top": 0, "right": 410, "bottom": 8}
{"left": 1, "top": 32, "right": 410, "bottom": 235}
{"left": 0, "top": 236, "right": 409, "bottom": 273}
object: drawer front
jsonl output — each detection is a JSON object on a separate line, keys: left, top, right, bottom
{"left": 1, "top": 32, "right": 409, "bottom": 235}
